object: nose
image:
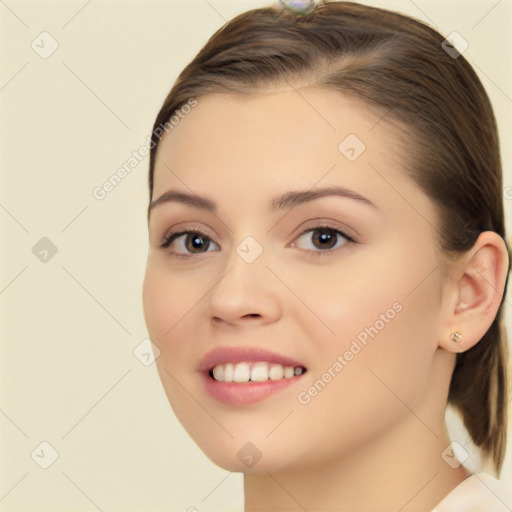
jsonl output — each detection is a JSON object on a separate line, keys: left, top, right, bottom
{"left": 206, "top": 245, "right": 283, "bottom": 327}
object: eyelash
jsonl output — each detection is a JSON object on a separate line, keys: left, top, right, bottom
{"left": 159, "top": 222, "right": 356, "bottom": 259}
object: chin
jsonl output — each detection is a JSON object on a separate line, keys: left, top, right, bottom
{"left": 189, "top": 432, "right": 308, "bottom": 474}
{"left": 201, "top": 447, "right": 289, "bottom": 473}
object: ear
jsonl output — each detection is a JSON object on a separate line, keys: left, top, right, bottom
{"left": 438, "top": 231, "right": 510, "bottom": 353}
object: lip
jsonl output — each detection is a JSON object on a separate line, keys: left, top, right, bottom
{"left": 197, "top": 346, "right": 307, "bottom": 406}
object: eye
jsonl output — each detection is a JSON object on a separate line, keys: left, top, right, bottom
{"left": 159, "top": 223, "right": 355, "bottom": 259}
{"left": 160, "top": 229, "right": 219, "bottom": 258}
{"left": 291, "top": 224, "right": 354, "bottom": 255}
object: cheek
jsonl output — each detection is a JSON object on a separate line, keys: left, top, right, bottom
{"left": 142, "top": 262, "right": 195, "bottom": 342}
{"left": 142, "top": 266, "right": 169, "bottom": 340}
{"left": 283, "top": 252, "right": 407, "bottom": 350}
{"left": 142, "top": 264, "right": 201, "bottom": 427}
{"left": 141, "top": 263, "right": 196, "bottom": 391}
{"left": 294, "top": 244, "right": 441, "bottom": 415}
{"left": 288, "top": 295, "right": 439, "bottom": 467}
{"left": 316, "top": 240, "right": 440, "bottom": 350}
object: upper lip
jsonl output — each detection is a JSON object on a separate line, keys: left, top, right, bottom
{"left": 197, "top": 346, "right": 306, "bottom": 373}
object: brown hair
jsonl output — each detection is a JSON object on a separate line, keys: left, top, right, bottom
{"left": 148, "top": 1, "right": 510, "bottom": 473}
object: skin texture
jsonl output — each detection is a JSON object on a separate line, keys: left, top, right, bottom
{"left": 142, "top": 87, "right": 509, "bottom": 511}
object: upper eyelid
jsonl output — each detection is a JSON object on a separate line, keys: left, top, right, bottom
{"left": 160, "top": 226, "right": 217, "bottom": 247}
{"left": 160, "top": 217, "right": 356, "bottom": 241}
{"left": 162, "top": 224, "right": 350, "bottom": 241}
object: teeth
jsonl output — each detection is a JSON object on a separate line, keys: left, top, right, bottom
{"left": 212, "top": 365, "right": 224, "bottom": 381}
{"left": 233, "top": 362, "right": 250, "bottom": 382}
{"left": 283, "top": 366, "right": 294, "bottom": 379}
{"left": 210, "top": 361, "right": 306, "bottom": 383}
{"left": 268, "top": 364, "right": 284, "bottom": 381}
{"left": 224, "top": 363, "right": 234, "bottom": 382}
{"left": 251, "top": 363, "right": 271, "bottom": 382}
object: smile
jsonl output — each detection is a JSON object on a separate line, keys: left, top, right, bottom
{"left": 198, "top": 346, "right": 308, "bottom": 405}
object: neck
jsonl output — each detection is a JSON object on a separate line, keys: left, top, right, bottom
{"left": 243, "top": 412, "right": 470, "bottom": 511}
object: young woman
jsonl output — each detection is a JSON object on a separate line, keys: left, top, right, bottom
{"left": 142, "top": 1, "right": 511, "bottom": 509}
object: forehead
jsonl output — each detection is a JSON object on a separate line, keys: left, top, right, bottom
{"left": 151, "top": 87, "right": 432, "bottom": 223}
{"left": 155, "top": 88, "right": 405, "bottom": 180}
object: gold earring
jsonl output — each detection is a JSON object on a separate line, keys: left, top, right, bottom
{"left": 450, "top": 331, "right": 463, "bottom": 343}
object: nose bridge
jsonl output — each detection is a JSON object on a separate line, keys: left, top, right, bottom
{"left": 215, "top": 233, "right": 268, "bottom": 298}
{"left": 234, "top": 234, "right": 266, "bottom": 266}
{"left": 206, "top": 232, "right": 281, "bottom": 323}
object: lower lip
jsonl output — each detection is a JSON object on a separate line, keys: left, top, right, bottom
{"left": 200, "top": 371, "right": 305, "bottom": 405}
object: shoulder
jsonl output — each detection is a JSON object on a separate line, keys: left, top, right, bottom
{"left": 431, "top": 473, "right": 511, "bottom": 512}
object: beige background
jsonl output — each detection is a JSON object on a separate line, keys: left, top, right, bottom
{"left": 1, "top": 0, "right": 511, "bottom": 510}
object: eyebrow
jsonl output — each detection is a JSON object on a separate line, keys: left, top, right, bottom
{"left": 148, "top": 186, "right": 378, "bottom": 216}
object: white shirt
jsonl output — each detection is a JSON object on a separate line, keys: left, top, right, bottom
{"left": 431, "top": 473, "right": 512, "bottom": 511}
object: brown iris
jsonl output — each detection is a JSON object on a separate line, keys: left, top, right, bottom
{"left": 185, "top": 233, "right": 210, "bottom": 253}
{"left": 310, "top": 228, "right": 338, "bottom": 250}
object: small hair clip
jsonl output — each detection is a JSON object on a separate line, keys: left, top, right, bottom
{"left": 278, "top": 0, "right": 317, "bottom": 16}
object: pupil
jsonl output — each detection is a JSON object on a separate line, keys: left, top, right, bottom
{"left": 314, "top": 228, "right": 336, "bottom": 249}
{"left": 187, "top": 234, "right": 208, "bottom": 252}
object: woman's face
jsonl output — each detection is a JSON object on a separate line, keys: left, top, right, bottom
{"left": 142, "top": 88, "right": 451, "bottom": 472}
